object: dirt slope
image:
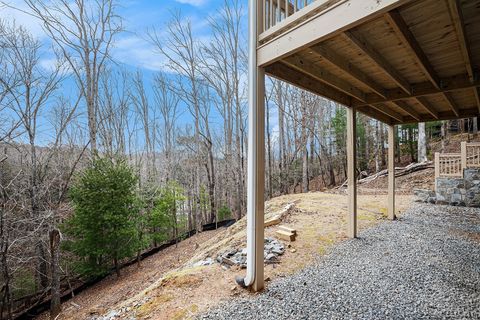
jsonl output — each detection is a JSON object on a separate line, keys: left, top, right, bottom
{"left": 38, "top": 191, "right": 413, "bottom": 320}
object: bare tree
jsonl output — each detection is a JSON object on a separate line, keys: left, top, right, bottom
{"left": 0, "top": 20, "right": 85, "bottom": 319}
{"left": 22, "top": 0, "right": 122, "bottom": 152}
{"left": 200, "top": 0, "right": 247, "bottom": 218}
{"left": 149, "top": 12, "right": 217, "bottom": 225}
{"left": 153, "top": 72, "right": 180, "bottom": 182}
{"left": 97, "top": 68, "right": 130, "bottom": 157}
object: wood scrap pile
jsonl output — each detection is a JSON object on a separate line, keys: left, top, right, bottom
{"left": 264, "top": 202, "right": 297, "bottom": 227}
{"left": 275, "top": 226, "right": 297, "bottom": 242}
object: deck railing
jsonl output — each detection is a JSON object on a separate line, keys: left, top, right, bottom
{"left": 260, "top": 0, "right": 341, "bottom": 43}
{"left": 434, "top": 153, "right": 463, "bottom": 178}
{"left": 263, "top": 0, "right": 314, "bottom": 30}
{"left": 435, "top": 142, "right": 480, "bottom": 178}
{"left": 463, "top": 142, "right": 480, "bottom": 168}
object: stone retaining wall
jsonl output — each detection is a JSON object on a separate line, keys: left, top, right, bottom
{"left": 463, "top": 169, "right": 480, "bottom": 207}
{"left": 434, "top": 168, "right": 480, "bottom": 207}
{"left": 414, "top": 168, "right": 480, "bottom": 207}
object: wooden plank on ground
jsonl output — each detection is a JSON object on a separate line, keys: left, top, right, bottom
{"left": 264, "top": 216, "right": 281, "bottom": 227}
{"left": 275, "top": 230, "right": 296, "bottom": 241}
{"left": 278, "top": 226, "right": 297, "bottom": 235}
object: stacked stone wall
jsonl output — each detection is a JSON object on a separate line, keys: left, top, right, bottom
{"left": 414, "top": 168, "right": 480, "bottom": 207}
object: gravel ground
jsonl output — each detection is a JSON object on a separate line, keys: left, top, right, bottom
{"left": 199, "top": 204, "right": 480, "bottom": 320}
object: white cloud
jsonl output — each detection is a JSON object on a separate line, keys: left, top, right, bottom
{"left": 39, "top": 57, "right": 58, "bottom": 71}
{"left": 112, "top": 35, "right": 172, "bottom": 72}
{"left": 175, "top": 0, "right": 208, "bottom": 7}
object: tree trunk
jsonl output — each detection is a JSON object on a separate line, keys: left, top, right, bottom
{"left": 375, "top": 121, "right": 381, "bottom": 172}
{"left": 114, "top": 256, "right": 120, "bottom": 278}
{"left": 49, "top": 229, "right": 61, "bottom": 319}
{"left": 441, "top": 121, "right": 447, "bottom": 152}
{"left": 418, "top": 122, "right": 427, "bottom": 162}
{"left": 36, "top": 241, "right": 49, "bottom": 290}
{"left": 408, "top": 127, "right": 415, "bottom": 162}
{"left": 266, "top": 96, "right": 273, "bottom": 199}
{"left": 380, "top": 123, "right": 386, "bottom": 166}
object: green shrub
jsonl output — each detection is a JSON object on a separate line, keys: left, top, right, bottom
{"left": 63, "top": 157, "right": 142, "bottom": 278}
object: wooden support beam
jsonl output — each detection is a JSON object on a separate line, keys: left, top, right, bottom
{"left": 388, "top": 125, "right": 396, "bottom": 220}
{"left": 415, "top": 96, "right": 439, "bottom": 119}
{"left": 401, "top": 108, "right": 480, "bottom": 124}
{"left": 257, "top": 0, "right": 411, "bottom": 66}
{"left": 310, "top": 45, "right": 387, "bottom": 99}
{"left": 246, "top": 0, "right": 264, "bottom": 293}
{"left": 392, "top": 100, "right": 421, "bottom": 121}
{"left": 442, "top": 92, "right": 460, "bottom": 117}
{"left": 347, "top": 105, "right": 357, "bottom": 238}
{"left": 385, "top": 10, "right": 440, "bottom": 89}
{"left": 353, "top": 74, "right": 480, "bottom": 106}
{"left": 447, "top": 0, "right": 474, "bottom": 82}
{"left": 265, "top": 62, "right": 353, "bottom": 106}
{"left": 282, "top": 55, "right": 367, "bottom": 102}
{"left": 461, "top": 141, "right": 467, "bottom": 171}
{"left": 357, "top": 106, "right": 396, "bottom": 124}
{"left": 370, "top": 104, "right": 404, "bottom": 122}
{"left": 344, "top": 31, "right": 411, "bottom": 95}
{"left": 474, "top": 87, "right": 480, "bottom": 113}
{"left": 251, "top": 67, "right": 265, "bottom": 292}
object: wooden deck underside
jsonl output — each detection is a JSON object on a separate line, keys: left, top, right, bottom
{"left": 261, "top": 0, "right": 480, "bottom": 124}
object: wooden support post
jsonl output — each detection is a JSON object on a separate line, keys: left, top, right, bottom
{"left": 347, "top": 106, "right": 357, "bottom": 238}
{"left": 252, "top": 68, "right": 265, "bottom": 292}
{"left": 461, "top": 141, "right": 467, "bottom": 169}
{"left": 245, "top": 0, "right": 265, "bottom": 293}
{"left": 434, "top": 152, "right": 440, "bottom": 179}
{"left": 388, "top": 125, "right": 396, "bottom": 220}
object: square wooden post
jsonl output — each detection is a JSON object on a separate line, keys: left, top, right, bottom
{"left": 461, "top": 141, "right": 467, "bottom": 173}
{"left": 347, "top": 106, "right": 357, "bottom": 238}
{"left": 388, "top": 125, "right": 396, "bottom": 220}
{"left": 252, "top": 68, "right": 265, "bottom": 292}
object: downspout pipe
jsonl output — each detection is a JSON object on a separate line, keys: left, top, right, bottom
{"left": 236, "top": 0, "right": 258, "bottom": 289}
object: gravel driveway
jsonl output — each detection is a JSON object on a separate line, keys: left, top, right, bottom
{"left": 199, "top": 204, "right": 480, "bottom": 320}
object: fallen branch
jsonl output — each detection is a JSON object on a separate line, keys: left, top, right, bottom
{"left": 336, "top": 161, "right": 433, "bottom": 188}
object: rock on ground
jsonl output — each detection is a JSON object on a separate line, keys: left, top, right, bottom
{"left": 199, "top": 204, "right": 480, "bottom": 320}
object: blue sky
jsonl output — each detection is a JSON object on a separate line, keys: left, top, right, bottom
{"left": 1, "top": 0, "right": 251, "bottom": 145}
{"left": 113, "top": 0, "right": 227, "bottom": 72}
{"left": 1, "top": 0, "right": 229, "bottom": 72}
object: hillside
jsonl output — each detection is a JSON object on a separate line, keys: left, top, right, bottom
{"left": 33, "top": 134, "right": 480, "bottom": 320}
{"left": 37, "top": 191, "right": 413, "bottom": 320}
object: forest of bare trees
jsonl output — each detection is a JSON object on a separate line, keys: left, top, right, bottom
{"left": 0, "top": 0, "right": 478, "bottom": 319}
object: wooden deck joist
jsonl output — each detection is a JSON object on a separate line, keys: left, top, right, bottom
{"left": 343, "top": 30, "right": 411, "bottom": 95}
{"left": 415, "top": 97, "right": 439, "bottom": 119}
{"left": 282, "top": 54, "right": 367, "bottom": 102}
{"left": 385, "top": 10, "right": 440, "bottom": 90}
{"left": 260, "top": 0, "right": 480, "bottom": 125}
{"left": 310, "top": 45, "right": 388, "bottom": 99}
{"left": 353, "top": 75, "right": 480, "bottom": 107}
{"left": 391, "top": 101, "right": 421, "bottom": 121}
